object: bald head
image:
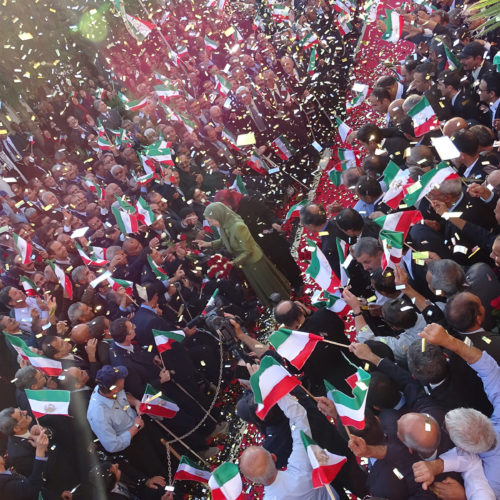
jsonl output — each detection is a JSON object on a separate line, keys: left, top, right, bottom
{"left": 239, "top": 446, "right": 277, "bottom": 485}
{"left": 486, "top": 170, "right": 500, "bottom": 190}
{"left": 388, "top": 99, "right": 406, "bottom": 125}
{"left": 71, "top": 324, "right": 91, "bottom": 344}
{"left": 442, "top": 117, "right": 467, "bottom": 137}
{"left": 397, "top": 412, "right": 440, "bottom": 458}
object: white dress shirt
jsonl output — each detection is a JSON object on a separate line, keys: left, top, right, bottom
{"left": 264, "top": 395, "right": 338, "bottom": 500}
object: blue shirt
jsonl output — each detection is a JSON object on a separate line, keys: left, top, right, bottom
{"left": 470, "top": 352, "right": 500, "bottom": 494}
{"left": 87, "top": 387, "right": 136, "bottom": 453}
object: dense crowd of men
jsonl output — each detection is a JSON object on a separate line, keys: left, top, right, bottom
{"left": 0, "top": 0, "right": 499, "bottom": 498}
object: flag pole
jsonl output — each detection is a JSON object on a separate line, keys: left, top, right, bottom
{"left": 300, "top": 385, "right": 316, "bottom": 399}
{"left": 324, "top": 483, "right": 336, "bottom": 500}
{"left": 151, "top": 417, "right": 210, "bottom": 467}
{"left": 160, "top": 437, "right": 181, "bottom": 460}
{"left": 321, "top": 339, "right": 351, "bottom": 348}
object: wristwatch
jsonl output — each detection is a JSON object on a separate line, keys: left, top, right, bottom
{"left": 352, "top": 311, "right": 363, "bottom": 317}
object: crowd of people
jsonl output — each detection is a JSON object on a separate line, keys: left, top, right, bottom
{"left": 0, "top": 0, "right": 499, "bottom": 498}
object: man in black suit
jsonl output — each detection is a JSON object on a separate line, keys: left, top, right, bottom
{"left": 273, "top": 300, "right": 356, "bottom": 394}
{"left": 0, "top": 428, "right": 50, "bottom": 500}
{"left": 299, "top": 205, "right": 378, "bottom": 297}
{"left": 108, "top": 317, "right": 222, "bottom": 456}
{"left": 452, "top": 128, "right": 488, "bottom": 181}
{"left": 425, "top": 177, "right": 497, "bottom": 264}
{"left": 445, "top": 291, "right": 500, "bottom": 362}
{"left": 356, "top": 123, "right": 410, "bottom": 167}
{"left": 231, "top": 86, "right": 277, "bottom": 146}
{"left": 0, "top": 407, "right": 78, "bottom": 494}
{"left": 458, "top": 41, "right": 496, "bottom": 88}
{"left": 437, "top": 69, "right": 483, "bottom": 124}
{"left": 95, "top": 99, "right": 122, "bottom": 130}
{"left": 478, "top": 72, "right": 500, "bottom": 130}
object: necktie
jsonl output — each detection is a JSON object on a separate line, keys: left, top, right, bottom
{"left": 249, "top": 103, "right": 266, "bottom": 132}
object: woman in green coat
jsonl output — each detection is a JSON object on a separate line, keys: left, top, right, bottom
{"left": 196, "top": 202, "right": 290, "bottom": 308}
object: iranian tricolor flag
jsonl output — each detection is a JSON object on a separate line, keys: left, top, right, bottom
{"left": 403, "top": 163, "right": 459, "bottom": 207}
{"left": 75, "top": 242, "right": 109, "bottom": 267}
{"left": 300, "top": 431, "right": 347, "bottom": 488}
{"left": 20, "top": 276, "right": 38, "bottom": 297}
{"left": 332, "top": 0, "right": 353, "bottom": 13}
{"left": 206, "top": 0, "right": 227, "bottom": 11}
{"left": 380, "top": 229, "right": 404, "bottom": 269}
{"left": 325, "top": 367, "right": 371, "bottom": 429}
{"left": 230, "top": 174, "right": 247, "bottom": 194}
{"left": 271, "top": 135, "right": 296, "bottom": 160}
{"left": 174, "top": 45, "right": 187, "bottom": 59}
{"left": 337, "top": 148, "right": 361, "bottom": 168}
{"left": 336, "top": 19, "right": 353, "bottom": 36}
{"left": 13, "top": 233, "right": 33, "bottom": 264}
{"left": 299, "top": 32, "right": 319, "bottom": 50}
{"left": 222, "top": 127, "right": 241, "bottom": 152}
{"left": 97, "top": 133, "right": 113, "bottom": 151}
{"left": 202, "top": 288, "right": 219, "bottom": 315}
{"left": 269, "top": 329, "right": 324, "bottom": 370}
{"left": 307, "top": 46, "right": 318, "bottom": 75}
{"left": 123, "top": 96, "right": 149, "bottom": 112}
{"left": 285, "top": 199, "right": 307, "bottom": 221}
{"left": 124, "top": 14, "right": 155, "bottom": 41}
{"left": 145, "top": 140, "right": 174, "bottom": 165}
{"left": 382, "top": 161, "right": 414, "bottom": 209}
{"left": 253, "top": 14, "right": 263, "bottom": 31}
{"left": 136, "top": 197, "right": 155, "bottom": 226}
{"left": 336, "top": 238, "right": 350, "bottom": 287}
{"left": 152, "top": 329, "right": 185, "bottom": 353}
{"left": 49, "top": 261, "right": 73, "bottom": 300}
{"left": 139, "top": 384, "right": 179, "bottom": 418}
{"left": 91, "top": 246, "right": 107, "bottom": 261}
{"left": 133, "top": 170, "right": 157, "bottom": 186}
{"left": 154, "top": 84, "right": 182, "bottom": 102}
{"left": 82, "top": 178, "right": 106, "bottom": 201}
{"left": 216, "top": 74, "right": 232, "bottom": 97}
{"left": 204, "top": 35, "right": 219, "bottom": 50}
{"left": 346, "top": 84, "right": 372, "bottom": 111}
{"left": 250, "top": 356, "right": 300, "bottom": 419}
{"left": 247, "top": 152, "right": 273, "bottom": 175}
{"left": 444, "top": 45, "right": 462, "bottom": 71}
{"left": 305, "top": 239, "right": 341, "bottom": 293}
{"left": 407, "top": 96, "right": 440, "bottom": 137}
{"left": 147, "top": 255, "right": 169, "bottom": 280}
{"left": 374, "top": 210, "right": 423, "bottom": 239}
{"left": 5, "top": 334, "right": 62, "bottom": 376}
{"left": 272, "top": 5, "right": 291, "bottom": 21}
{"left": 112, "top": 206, "right": 139, "bottom": 234}
{"left": 208, "top": 463, "right": 243, "bottom": 500}
{"left": 382, "top": 9, "right": 404, "bottom": 43}
{"left": 312, "top": 290, "right": 351, "bottom": 316}
{"left": 335, "top": 117, "right": 353, "bottom": 143}
{"left": 174, "top": 455, "right": 211, "bottom": 484}
{"left": 328, "top": 160, "right": 346, "bottom": 187}
{"left": 109, "top": 277, "right": 133, "bottom": 295}
{"left": 25, "top": 389, "right": 70, "bottom": 419}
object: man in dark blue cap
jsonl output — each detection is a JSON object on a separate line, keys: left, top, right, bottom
{"left": 87, "top": 365, "right": 168, "bottom": 477}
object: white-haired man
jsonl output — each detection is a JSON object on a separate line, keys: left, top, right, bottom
{"left": 413, "top": 323, "right": 500, "bottom": 498}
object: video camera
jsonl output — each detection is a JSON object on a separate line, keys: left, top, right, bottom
{"left": 186, "top": 299, "right": 252, "bottom": 363}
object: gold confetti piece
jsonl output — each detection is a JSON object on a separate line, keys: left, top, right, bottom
{"left": 481, "top": 336, "right": 491, "bottom": 344}
{"left": 412, "top": 251, "right": 429, "bottom": 260}
{"left": 18, "top": 32, "right": 33, "bottom": 40}
{"left": 421, "top": 338, "right": 426, "bottom": 352}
